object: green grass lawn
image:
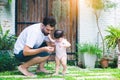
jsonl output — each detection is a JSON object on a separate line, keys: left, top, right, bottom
{"left": 0, "top": 62, "right": 120, "bottom": 80}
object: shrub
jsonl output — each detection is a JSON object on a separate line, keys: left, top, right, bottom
{"left": 0, "top": 25, "right": 17, "bottom": 50}
{"left": 0, "top": 25, "right": 19, "bottom": 71}
{"left": 0, "top": 50, "right": 19, "bottom": 71}
{"left": 77, "top": 43, "right": 102, "bottom": 58}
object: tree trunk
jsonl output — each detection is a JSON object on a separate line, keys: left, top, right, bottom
{"left": 117, "top": 39, "right": 120, "bottom": 68}
{"left": 95, "top": 12, "right": 105, "bottom": 55}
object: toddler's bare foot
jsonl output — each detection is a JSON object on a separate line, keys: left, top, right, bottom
{"left": 62, "top": 71, "right": 66, "bottom": 76}
{"left": 18, "top": 65, "right": 35, "bottom": 77}
{"left": 52, "top": 73, "right": 58, "bottom": 76}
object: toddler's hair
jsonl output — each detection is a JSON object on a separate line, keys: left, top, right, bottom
{"left": 54, "top": 30, "right": 64, "bottom": 38}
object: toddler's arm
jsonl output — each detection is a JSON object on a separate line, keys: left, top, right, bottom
{"left": 61, "top": 39, "right": 71, "bottom": 48}
{"left": 48, "top": 34, "right": 55, "bottom": 43}
{"left": 48, "top": 34, "right": 55, "bottom": 47}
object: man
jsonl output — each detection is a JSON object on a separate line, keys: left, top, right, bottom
{"left": 14, "top": 16, "right": 56, "bottom": 76}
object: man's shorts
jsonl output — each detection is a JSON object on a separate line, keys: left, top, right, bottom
{"left": 14, "top": 42, "right": 50, "bottom": 62}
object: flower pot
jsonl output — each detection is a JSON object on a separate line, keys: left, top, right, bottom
{"left": 100, "top": 58, "right": 109, "bottom": 68}
{"left": 82, "top": 53, "right": 97, "bottom": 68}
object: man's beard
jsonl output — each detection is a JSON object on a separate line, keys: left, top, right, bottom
{"left": 44, "top": 32, "right": 49, "bottom": 36}
{"left": 42, "top": 28, "right": 49, "bottom": 36}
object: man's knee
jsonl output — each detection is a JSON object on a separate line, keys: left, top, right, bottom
{"left": 38, "top": 52, "right": 50, "bottom": 57}
{"left": 34, "top": 56, "right": 49, "bottom": 62}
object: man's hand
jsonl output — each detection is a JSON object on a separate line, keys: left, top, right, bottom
{"left": 44, "top": 46, "right": 54, "bottom": 53}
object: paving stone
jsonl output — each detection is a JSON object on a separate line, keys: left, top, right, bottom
{"left": 76, "top": 76, "right": 115, "bottom": 80}
{"left": 0, "top": 75, "right": 26, "bottom": 78}
{"left": 24, "top": 78, "right": 65, "bottom": 80}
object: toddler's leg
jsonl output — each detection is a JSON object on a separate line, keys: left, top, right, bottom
{"left": 61, "top": 56, "right": 67, "bottom": 75}
{"left": 53, "top": 57, "right": 60, "bottom": 75}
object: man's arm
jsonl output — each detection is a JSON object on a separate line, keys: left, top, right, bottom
{"left": 23, "top": 45, "right": 54, "bottom": 56}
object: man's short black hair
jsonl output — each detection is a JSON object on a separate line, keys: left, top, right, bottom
{"left": 54, "top": 30, "right": 64, "bottom": 38}
{"left": 43, "top": 16, "right": 56, "bottom": 27}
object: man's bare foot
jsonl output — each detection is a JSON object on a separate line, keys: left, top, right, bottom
{"left": 18, "top": 65, "right": 35, "bottom": 77}
{"left": 36, "top": 68, "right": 49, "bottom": 73}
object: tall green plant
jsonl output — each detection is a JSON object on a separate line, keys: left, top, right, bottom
{"left": 85, "top": 0, "right": 116, "bottom": 55}
{"left": 0, "top": 25, "right": 18, "bottom": 71}
{"left": 0, "top": 25, "right": 16, "bottom": 50}
{"left": 105, "top": 25, "right": 120, "bottom": 68}
{"left": 105, "top": 25, "right": 120, "bottom": 50}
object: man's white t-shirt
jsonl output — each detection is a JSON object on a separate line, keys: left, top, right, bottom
{"left": 14, "top": 23, "right": 48, "bottom": 54}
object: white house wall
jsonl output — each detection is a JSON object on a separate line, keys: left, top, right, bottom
{"left": 0, "top": 0, "right": 15, "bottom": 34}
{"left": 78, "top": 0, "right": 98, "bottom": 44}
{"left": 78, "top": 0, "right": 120, "bottom": 47}
{"left": 114, "top": 0, "right": 120, "bottom": 25}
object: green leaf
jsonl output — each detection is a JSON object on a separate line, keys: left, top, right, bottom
{"left": 0, "top": 25, "right": 3, "bottom": 35}
{"left": 105, "top": 25, "right": 120, "bottom": 49}
{"left": 0, "top": 25, "right": 16, "bottom": 50}
{"left": 8, "top": 0, "right": 12, "bottom": 4}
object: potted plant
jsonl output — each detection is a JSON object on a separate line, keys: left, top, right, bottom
{"left": 105, "top": 25, "right": 120, "bottom": 68}
{"left": 85, "top": 0, "right": 116, "bottom": 56}
{"left": 85, "top": 0, "right": 117, "bottom": 68}
{"left": 77, "top": 43, "right": 102, "bottom": 68}
{"left": 0, "top": 25, "right": 18, "bottom": 71}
